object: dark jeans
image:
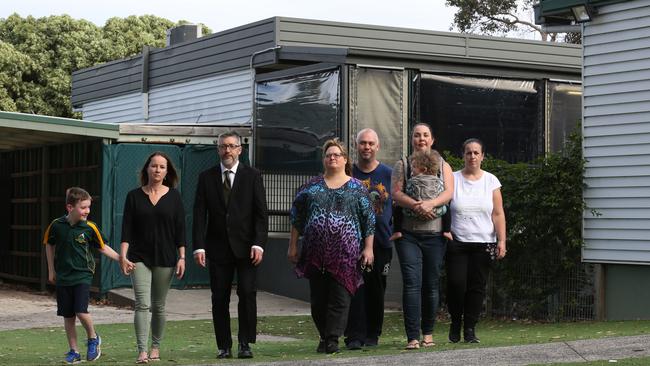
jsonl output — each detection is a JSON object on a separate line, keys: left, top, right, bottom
{"left": 309, "top": 272, "right": 352, "bottom": 343}
{"left": 208, "top": 259, "right": 257, "bottom": 350}
{"left": 395, "top": 231, "right": 446, "bottom": 342}
{"left": 446, "top": 239, "right": 492, "bottom": 329}
{"left": 344, "top": 245, "right": 393, "bottom": 344}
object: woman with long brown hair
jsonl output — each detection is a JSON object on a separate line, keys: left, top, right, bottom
{"left": 119, "top": 151, "right": 186, "bottom": 363}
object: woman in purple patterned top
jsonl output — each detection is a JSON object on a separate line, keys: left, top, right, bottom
{"left": 288, "top": 139, "right": 375, "bottom": 354}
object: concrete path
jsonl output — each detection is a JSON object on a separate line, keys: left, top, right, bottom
{"left": 108, "top": 287, "right": 312, "bottom": 319}
{"left": 209, "top": 334, "right": 650, "bottom": 366}
{"left": 0, "top": 287, "right": 310, "bottom": 332}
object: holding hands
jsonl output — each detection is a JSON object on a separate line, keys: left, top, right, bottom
{"left": 119, "top": 256, "right": 136, "bottom": 275}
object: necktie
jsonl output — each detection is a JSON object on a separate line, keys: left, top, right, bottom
{"left": 223, "top": 170, "right": 232, "bottom": 203}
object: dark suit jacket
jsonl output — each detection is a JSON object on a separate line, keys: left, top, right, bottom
{"left": 192, "top": 163, "right": 268, "bottom": 263}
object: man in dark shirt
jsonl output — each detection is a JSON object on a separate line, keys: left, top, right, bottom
{"left": 344, "top": 128, "right": 394, "bottom": 349}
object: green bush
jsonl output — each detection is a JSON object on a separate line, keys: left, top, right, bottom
{"left": 444, "top": 131, "right": 594, "bottom": 320}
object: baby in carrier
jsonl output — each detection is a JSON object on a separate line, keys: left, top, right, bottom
{"left": 390, "top": 150, "right": 447, "bottom": 241}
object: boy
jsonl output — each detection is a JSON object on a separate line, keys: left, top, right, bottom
{"left": 44, "top": 187, "right": 122, "bottom": 364}
{"left": 389, "top": 150, "right": 447, "bottom": 241}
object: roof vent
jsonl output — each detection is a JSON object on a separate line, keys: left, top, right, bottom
{"left": 166, "top": 24, "right": 202, "bottom": 46}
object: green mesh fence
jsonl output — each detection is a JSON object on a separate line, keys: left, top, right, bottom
{"left": 99, "top": 143, "right": 248, "bottom": 292}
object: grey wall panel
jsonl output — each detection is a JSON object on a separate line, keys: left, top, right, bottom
{"left": 586, "top": 232, "right": 650, "bottom": 242}
{"left": 585, "top": 59, "right": 650, "bottom": 76}
{"left": 584, "top": 187, "right": 650, "bottom": 199}
{"left": 277, "top": 17, "right": 581, "bottom": 70}
{"left": 82, "top": 92, "right": 143, "bottom": 123}
{"left": 585, "top": 218, "right": 649, "bottom": 229}
{"left": 584, "top": 143, "right": 650, "bottom": 157}
{"left": 583, "top": 248, "right": 650, "bottom": 263}
{"left": 73, "top": 82, "right": 143, "bottom": 108}
{"left": 585, "top": 79, "right": 650, "bottom": 96}
{"left": 584, "top": 101, "right": 650, "bottom": 117}
{"left": 147, "top": 69, "right": 252, "bottom": 125}
{"left": 584, "top": 132, "right": 650, "bottom": 146}
{"left": 71, "top": 19, "right": 275, "bottom": 107}
{"left": 586, "top": 69, "right": 650, "bottom": 86}
{"left": 71, "top": 57, "right": 143, "bottom": 106}
{"left": 585, "top": 121, "right": 650, "bottom": 136}
{"left": 584, "top": 164, "right": 650, "bottom": 177}
{"left": 148, "top": 57, "right": 260, "bottom": 88}
{"left": 584, "top": 112, "right": 650, "bottom": 127}
{"left": 585, "top": 196, "right": 650, "bottom": 207}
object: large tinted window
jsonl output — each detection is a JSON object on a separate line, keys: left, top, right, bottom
{"left": 255, "top": 69, "right": 340, "bottom": 172}
{"left": 416, "top": 74, "right": 542, "bottom": 162}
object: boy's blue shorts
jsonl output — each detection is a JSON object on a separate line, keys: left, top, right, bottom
{"left": 56, "top": 284, "right": 90, "bottom": 318}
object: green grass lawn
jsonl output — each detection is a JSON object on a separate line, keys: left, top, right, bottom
{"left": 2, "top": 313, "right": 650, "bottom": 365}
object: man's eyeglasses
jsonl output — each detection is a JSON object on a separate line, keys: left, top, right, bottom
{"left": 218, "top": 144, "right": 241, "bottom": 150}
{"left": 324, "top": 153, "right": 344, "bottom": 159}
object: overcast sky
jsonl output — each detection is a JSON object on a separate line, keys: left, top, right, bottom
{"left": 1, "top": 0, "right": 459, "bottom": 33}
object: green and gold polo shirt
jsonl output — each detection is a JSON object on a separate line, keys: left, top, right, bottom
{"left": 43, "top": 216, "right": 108, "bottom": 286}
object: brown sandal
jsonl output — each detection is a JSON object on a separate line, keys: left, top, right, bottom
{"left": 422, "top": 335, "right": 435, "bottom": 347}
{"left": 421, "top": 340, "right": 436, "bottom": 347}
{"left": 405, "top": 340, "right": 420, "bottom": 350}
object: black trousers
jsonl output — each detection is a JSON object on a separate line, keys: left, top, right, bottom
{"left": 344, "top": 245, "right": 393, "bottom": 344}
{"left": 445, "top": 240, "right": 492, "bottom": 329}
{"left": 208, "top": 258, "right": 257, "bottom": 350}
{"left": 309, "top": 272, "right": 352, "bottom": 342}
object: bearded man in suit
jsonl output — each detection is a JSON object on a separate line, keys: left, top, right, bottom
{"left": 193, "top": 131, "right": 268, "bottom": 359}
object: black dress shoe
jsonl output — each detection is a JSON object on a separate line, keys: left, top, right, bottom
{"left": 325, "top": 340, "right": 340, "bottom": 354}
{"left": 449, "top": 321, "right": 461, "bottom": 343}
{"left": 346, "top": 339, "right": 363, "bottom": 350}
{"left": 217, "top": 348, "right": 232, "bottom": 359}
{"left": 238, "top": 343, "right": 253, "bottom": 359}
{"left": 316, "top": 340, "right": 326, "bottom": 353}
{"left": 464, "top": 327, "right": 480, "bottom": 343}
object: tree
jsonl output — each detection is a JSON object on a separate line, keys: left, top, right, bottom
{"left": 0, "top": 40, "right": 38, "bottom": 111}
{"left": 446, "top": 0, "right": 580, "bottom": 43}
{"left": 0, "top": 14, "right": 212, "bottom": 118}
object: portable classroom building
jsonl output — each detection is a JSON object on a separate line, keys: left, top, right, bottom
{"left": 68, "top": 17, "right": 584, "bottom": 305}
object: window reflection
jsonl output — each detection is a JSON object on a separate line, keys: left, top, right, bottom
{"left": 255, "top": 69, "right": 340, "bottom": 172}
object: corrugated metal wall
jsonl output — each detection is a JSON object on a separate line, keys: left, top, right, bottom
{"left": 82, "top": 69, "right": 253, "bottom": 125}
{"left": 582, "top": 0, "right": 650, "bottom": 263}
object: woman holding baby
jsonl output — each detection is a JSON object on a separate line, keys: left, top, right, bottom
{"left": 390, "top": 122, "right": 453, "bottom": 349}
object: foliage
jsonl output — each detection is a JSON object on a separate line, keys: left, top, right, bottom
{"left": 444, "top": 130, "right": 591, "bottom": 320}
{"left": 0, "top": 14, "right": 212, "bottom": 118}
{"left": 446, "top": 0, "right": 580, "bottom": 43}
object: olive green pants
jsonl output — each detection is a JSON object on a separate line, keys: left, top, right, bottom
{"left": 131, "top": 262, "right": 174, "bottom": 353}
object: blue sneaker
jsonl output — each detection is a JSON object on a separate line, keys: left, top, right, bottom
{"left": 87, "top": 334, "right": 102, "bottom": 361}
{"left": 64, "top": 349, "right": 81, "bottom": 364}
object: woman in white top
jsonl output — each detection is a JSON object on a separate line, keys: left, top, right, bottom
{"left": 445, "top": 138, "right": 506, "bottom": 344}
